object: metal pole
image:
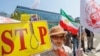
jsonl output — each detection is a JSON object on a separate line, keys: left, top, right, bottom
{"left": 79, "top": 24, "right": 82, "bottom": 49}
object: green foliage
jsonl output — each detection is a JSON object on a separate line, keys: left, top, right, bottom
{"left": 10, "top": 10, "right": 27, "bottom": 20}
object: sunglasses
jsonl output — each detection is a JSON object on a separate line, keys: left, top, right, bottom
{"left": 51, "top": 35, "right": 65, "bottom": 40}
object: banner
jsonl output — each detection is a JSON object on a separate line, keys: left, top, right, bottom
{"left": 0, "top": 21, "right": 52, "bottom": 56}
{"left": 0, "top": 16, "right": 19, "bottom": 23}
{"left": 80, "top": 0, "right": 100, "bottom": 33}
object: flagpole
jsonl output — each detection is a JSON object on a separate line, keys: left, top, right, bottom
{"left": 79, "top": 0, "right": 82, "bottom": 50}
{"left": 79, "top": 24, "right": 82, "bottom": 49}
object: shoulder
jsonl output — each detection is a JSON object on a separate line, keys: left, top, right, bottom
{"left": 40, "top": 50, "right": 55, "bottom": 56}
{"left": 63, "top": 45, "right": 72, "bottom": 53}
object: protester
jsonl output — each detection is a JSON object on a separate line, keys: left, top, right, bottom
{"left": 64, "top": 31, "right": 72, "bottom": 49}
{"left": 71, "top": 26, "right": 85, "bottom": 56}
{"left": 78, "top": 26, "right": 86, "bottom": 52}
{"left": 40, "top": 26, "right": 72, "bottom": 56}
{"left": 85, "top": 28, "right": 95, "bottom": 51}
{"left": 72, "top": 34, "right": 79, "bottom": 56}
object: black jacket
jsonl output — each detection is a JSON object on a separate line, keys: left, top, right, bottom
{"left": 85, "top": 28, "right": 94, "bottom": 37}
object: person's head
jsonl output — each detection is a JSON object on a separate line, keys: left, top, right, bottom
{"left": 50, "top": 26, "right": 67, "bottom": 47}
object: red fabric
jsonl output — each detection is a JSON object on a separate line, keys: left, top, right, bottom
{"left": 57, "top": 48, "right": 68, "bottom": 56}
{"left": 60, "top": 20, "right": 78, "bottom": 35}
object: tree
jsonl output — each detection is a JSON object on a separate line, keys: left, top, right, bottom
{"left": 10, "top": 10, "right": 27, "bottom": 20}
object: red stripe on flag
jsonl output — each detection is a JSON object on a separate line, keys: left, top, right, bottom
{"left": 60, "top": 20, "right": 78, "bottom": 35}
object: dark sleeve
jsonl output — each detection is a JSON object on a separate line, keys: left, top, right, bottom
{"left": 85, "top": 28, "right": 91, "bottom": 36}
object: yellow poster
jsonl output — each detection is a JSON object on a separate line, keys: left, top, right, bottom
{"left": 0, "top": 20, "right": 52, "bottom": 56}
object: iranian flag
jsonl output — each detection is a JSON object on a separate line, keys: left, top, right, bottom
{"left": 59, "top": 9, "right": 79, "bottom": 35}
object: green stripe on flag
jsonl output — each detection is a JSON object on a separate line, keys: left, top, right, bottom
{"left": 60, "top": 9, "right": 79, "bottom": 28}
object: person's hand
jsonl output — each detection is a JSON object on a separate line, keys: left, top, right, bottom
{"left": 76, "top": 48, "right": 83, "bottom": 56}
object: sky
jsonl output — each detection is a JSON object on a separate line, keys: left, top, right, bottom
{"left": 0, "top": 0, "right": 100, "bottom": 18}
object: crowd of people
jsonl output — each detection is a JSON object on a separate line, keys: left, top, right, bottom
{"left": 32, "top": 25, "right": 95, "bottom": 56}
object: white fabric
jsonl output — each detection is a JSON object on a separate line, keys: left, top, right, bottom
{"left": 80, "top": 0, "right": 100, "bottom": 33}
{"left": 52, "top": 43, "right": 72, "bottom": 53}
{"left": 63, "top": 45, "right": 72, "bottom": 54}
{"left": 39, "top": 44, "right": 72, "bottom": 56}
{"left": 0, "top": 16, "right": 20, "bottom": 23}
